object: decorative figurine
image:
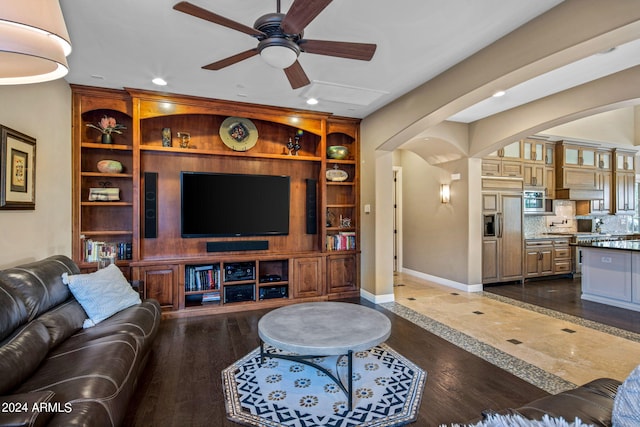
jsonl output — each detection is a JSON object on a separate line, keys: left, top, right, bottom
{"left": 286, "top": 130, "right": 303, "bottom": 155}
{"left": 177, "top": 131, "right": 190, "bottom": 148}
{"left": 162, "top": 128, "right": 172, "bottom": 147}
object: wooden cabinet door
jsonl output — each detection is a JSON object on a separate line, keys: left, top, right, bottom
{"left": 500, "top": 194, "right": 523, "bottom": 281}
{"left": 327, "top": 253, "right": 358, "bottom": 294}
{"left": 615, "top": 172, "right": 635, "bottom": 213}
{"left": 292, "top": 257, "right": 325, "bottom": 298}
{"left": 545, "top": 167, "right": 555, "bottom": 199}
{"left": 137, "top": 265, "right": 177, "bottom": 309}
{"left": 524, "top": 248, "right": 541, "bottom": 277}
{"left": 539, "top": 248, "right": 553, "bottom": 275}
{"left": 482, "top": 239, "right": 499, "bottom": 282}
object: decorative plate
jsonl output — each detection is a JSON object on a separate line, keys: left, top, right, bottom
{"left": 326, "top": 165, "right": 348, "bottom": 182}
{"left": 219, "top": 117, "right": 258, "bottom": 151}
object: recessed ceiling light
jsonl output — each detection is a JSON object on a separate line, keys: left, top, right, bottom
{"left": 152, "top": 77, "right": 167, "bottom": 86}
{"left": 306, "top": 98, "right": 319, "bottom": 105}
{"left": 492, "top": 90, "right": 506, "bottom": 98}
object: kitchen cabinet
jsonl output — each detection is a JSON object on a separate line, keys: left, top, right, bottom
{"left": 482, "top": 141, "right": 523, "bottom": 178}
{"left": 525, "top": 240, "right": 553, "bottom": 277}
{"left": 523, "top": 139, "right": 544, "bottom": 163}
{"left": 615, "top": 149, "right": 635, "bottom": 172}
{"left": 523, "top": 162, "right": 545, "bottom": 187}
{"left": 558, "top": 143, "right": 597, "bottom": 168}
{"left": 482, "top": 191, "right": 523, "bottom": 283}
{"left": 553, "top": 240, "right": 572, "bottom": 274}
{"left": 612, "top": 149, "right": 637, "bottom": 214}
{"left": 596, "top": 150, "right": 611, "bottom": 170}
{"left": 545, "top": 167, "right": 555, "bottom": 199}
{"left": 615, "top": 172, "right": 635, "bottom": 214}
{"left": 545, "top": 143, "right": 555, "bottom": 167}
{"left": 524, "top": 238, "right": 571, "bottom": 279}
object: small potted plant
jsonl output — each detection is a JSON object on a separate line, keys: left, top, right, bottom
{"left": 86, "top": 115, "right": 127, "bottom": 144}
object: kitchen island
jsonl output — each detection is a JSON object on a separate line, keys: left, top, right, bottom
{"left": 580, "top": 240, "right": 640, "bottom": 312}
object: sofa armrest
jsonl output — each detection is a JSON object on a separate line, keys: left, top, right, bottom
{"left": 0, "top": 391, "right": 58, "bottom": 427}
{"left": 514, "top": 378, "right": 621, "bottom": 427}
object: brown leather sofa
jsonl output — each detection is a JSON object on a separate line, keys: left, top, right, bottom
{"left": 478, "top": 377, "right": 621, "bottom": 426}
{"left": 0, "top": 255, "right": 161, "bottom": 427}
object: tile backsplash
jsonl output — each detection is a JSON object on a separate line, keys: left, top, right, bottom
{"left": 524, "top": 200, "right": 636, "bottom": 236}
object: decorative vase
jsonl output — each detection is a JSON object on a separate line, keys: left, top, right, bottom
{"left": 327, "top": 145, "right": 349, "bottom": 160}
{"left": 97, "top": 160, "right": 123, "bottom": 174}
{"left": 101, "top": 133, "right": 113, "bottom": 144}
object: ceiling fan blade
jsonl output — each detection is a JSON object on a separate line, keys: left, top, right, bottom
{"left": 299, "top": 39, "right": 377, "bottom": 61}
{"left": 281, "top": 0, "right": 332, "bottom": 34}
{"left": 173, "top": 1, "right": 265, "bottom": 37}
{"left": 202, "top": 49, "right": 259, "bottom": 70}
{"left": 284, "top": 61, "right": 311, "bottom": 89}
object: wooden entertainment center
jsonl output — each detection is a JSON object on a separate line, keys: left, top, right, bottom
{"left": 71, "top": 85, "right": 360, "bottom": 317}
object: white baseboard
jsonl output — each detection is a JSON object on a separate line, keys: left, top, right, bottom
{"left": 401, "top": 268, "right": 483, "bottom": 293}
{"left": 360, "top": 288, "right": 395, "bottom": 304}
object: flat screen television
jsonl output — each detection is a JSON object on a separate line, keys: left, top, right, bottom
{"left": 181, "top": 172, "right": 290, "bottom": 238}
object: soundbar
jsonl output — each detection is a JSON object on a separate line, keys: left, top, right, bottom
{"left": 206, "top": 240, "right": 269, "bottom": 252}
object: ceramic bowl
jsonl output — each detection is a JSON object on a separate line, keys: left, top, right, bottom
{"left": 97, "top": 160, "right": 123, "bottom": 174}
{"left": 327, "top": 145, "right": 349, "bottom": 160}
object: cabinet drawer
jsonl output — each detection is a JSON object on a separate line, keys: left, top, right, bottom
{"left": 554, "top": 260, "right": 572, "bottom": 273}
{"left": 554, "top": 248, "right": 571, "bottom": 259}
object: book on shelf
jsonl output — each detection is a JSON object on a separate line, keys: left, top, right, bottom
{"left": 202, "top": 291, "right": 221, "bottom": 303}
{"left": 185, "top": 264, "right": 220, "bottom": 292}
{"left": 81, "top": 238, "right": 132, "bottom": 262}
{"left": 326, "top": 232, "right": 356, "bottom": 251}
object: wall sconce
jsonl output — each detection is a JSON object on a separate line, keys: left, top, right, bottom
{"left": 440, "top": 184, "right": 450, "bottom": 204}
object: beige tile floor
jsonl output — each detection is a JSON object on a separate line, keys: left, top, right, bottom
{"left": 393, "top": 272, "right": 640, "bottom": 386}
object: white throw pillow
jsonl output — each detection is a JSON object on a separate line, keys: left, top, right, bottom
{"left": 612, "top": 364, "right": 640, "bottom": 427}
{"left": 61, "top": 264, "right": 141, "bottom": 328}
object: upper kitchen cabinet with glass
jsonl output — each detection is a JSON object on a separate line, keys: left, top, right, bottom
{"left": 482, "top": 140, "right": 522, "bottom": 177}
{"left": 558, "top": 143, "right": 597, "bottom": 168}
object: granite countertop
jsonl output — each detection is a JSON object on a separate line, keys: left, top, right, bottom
{"left": 579, "top": 240, "right": 640, "bottom": 251}
{"left": 525, "top": 233, "right": 574, "bottom": 240}
{"left": 525, "top": 232, "right": 639, "bottom": 240}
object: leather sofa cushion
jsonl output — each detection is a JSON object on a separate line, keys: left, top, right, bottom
{"left": 0, "top": 280, "right": 28, "bottom": 341}
{"left": 64, "top": 300, "right": 160, "bottom": 350}
{"left": 0, "top": 321, "right": 51, "bottom": 395}
{"left": 0, "top": 256, "right": 79, "bottom": 321}
{"left": 16, "top": 332, "right": 142, "bottom": 427}
{"left": 36, "top": 299, "right": 86, "bottom": 350}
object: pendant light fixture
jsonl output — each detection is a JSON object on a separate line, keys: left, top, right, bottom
{"left": 0, "top": 0, "right": 72, "bottom": 85}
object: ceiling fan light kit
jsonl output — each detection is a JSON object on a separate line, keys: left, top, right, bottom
{"left": 173, "top": 0, "right": 377, "bottom": 89}
{"left": 258, "top": 39, "right": 300, "bottom": 69}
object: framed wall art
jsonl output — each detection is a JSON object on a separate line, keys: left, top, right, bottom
{"left": 1, "top": 125, "right": 36, "bottom": 210}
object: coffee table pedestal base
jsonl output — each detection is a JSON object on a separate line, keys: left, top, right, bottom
{"left": 260, "top": 341, "right": 354, "bottom": 411}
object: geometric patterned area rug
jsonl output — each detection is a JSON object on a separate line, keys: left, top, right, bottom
{"left": 222, "top": 343, "right": 426, "bottom": 427}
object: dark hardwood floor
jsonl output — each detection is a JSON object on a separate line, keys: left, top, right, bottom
{"left": 123, "top": 298, "right": 548, "bottom": 426}
{"left": 124, "top": 277, "right": 640, "bottom": 426}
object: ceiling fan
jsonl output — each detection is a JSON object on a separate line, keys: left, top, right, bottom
{"left": 173, "top": 0, "right": 377, "bottom": 89}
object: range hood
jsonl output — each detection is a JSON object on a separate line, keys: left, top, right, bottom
{"left": 554, "top": 188, "right": 604, "bottom": 200}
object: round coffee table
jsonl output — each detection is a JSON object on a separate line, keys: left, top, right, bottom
{"left": 258, "top": 302, "right": 392, "bottom": 410}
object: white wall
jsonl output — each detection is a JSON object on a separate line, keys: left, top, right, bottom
{"left": 0, "top": 81, "right": 72, "bottom": 268}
